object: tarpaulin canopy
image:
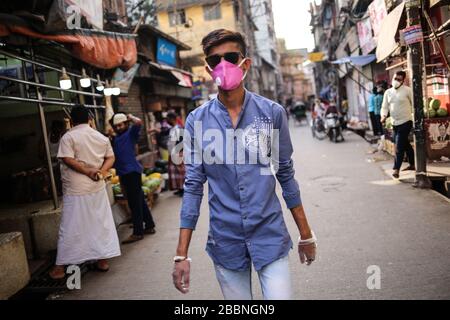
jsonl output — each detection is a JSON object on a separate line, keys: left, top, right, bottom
{"left": 331, "top": 54, "right": 376, "bottom": 66}
{"left": 375, "top": 1, "right": 405, "bottom": 63}
{"left": 0, "top": 14, "right": 137, "bottom": 70}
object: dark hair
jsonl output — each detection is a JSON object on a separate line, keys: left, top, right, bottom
{"left": 167, "top": 112, "right": 177, "bottom": 120}
{"left": 201, "top": 29, "right": 247, "bottom": 57}
{"left": 372, "top": 87, "right": 378, "bottom": 94}
{"left": 396, "top": 71, "right": 406, "bottom": 79}
{"left": 51, "top": 120, "right": 65, "bottom": 131}
{"left": 70, "top": 105, "right": 89, "bottom": 125}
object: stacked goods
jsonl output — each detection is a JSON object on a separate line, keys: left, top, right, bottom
{"left": 109, "top": 168, "right": 162, "bottom": 198}
{"left": 424, "top": 98, "right": 448, "bottom": 118}
{"left": 141, "top": 172, "right": 162, "bottom": 194}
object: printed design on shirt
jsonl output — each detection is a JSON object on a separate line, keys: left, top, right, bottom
{"left": 243, "top": 116, "right": 273, "bottom": 156}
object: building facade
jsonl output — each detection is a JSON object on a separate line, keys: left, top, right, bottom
{"left": 278, "top": 39, "right": 315, "bottom": 107}
{"left": 156, "top": 0, "right": 261, "bottom": 100}
{"left": 251, "top": 0, "right": 281, "bottom": 101}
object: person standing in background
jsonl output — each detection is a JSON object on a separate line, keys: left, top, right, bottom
{"left": 110, "top": 113, "right": 156, "bottom": 244}
{"left": 381, "top": 71, "right": 415, "bottom": 178}
{"left": 373, "top": 86, "right": 384, "bottom": 136}
{"left": 368, "top": 87, "right": 378, "bottom": 136}
{"left": 49, "top": 106, "right": 120, "bottom": 279}
{"left": 166, "top": 111, "right": 185, "bottom": 197}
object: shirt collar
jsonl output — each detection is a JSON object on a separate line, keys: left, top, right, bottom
{"left": 215, "top": 88, "right": 252, "bottom": 113}
{"left": 72, "top": 123, "right": 90, "bottom": 130}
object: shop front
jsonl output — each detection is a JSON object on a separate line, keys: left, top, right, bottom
{"left": 376, "top": 0, "right": 450, "bottom": 177}
{"left": 0, "top": 3, "right": 138, "bottom": 298}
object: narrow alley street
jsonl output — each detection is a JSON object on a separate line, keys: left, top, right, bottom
{"left": 56, "top": 122, "right": 450, "bottom": 300}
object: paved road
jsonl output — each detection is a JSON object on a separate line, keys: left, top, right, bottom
{"left": 57, "top": 121, "right": 450, "bottom": 300}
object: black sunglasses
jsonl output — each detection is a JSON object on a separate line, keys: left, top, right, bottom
{"left": 205, "top": 52, "right": 244, "bottom": 69}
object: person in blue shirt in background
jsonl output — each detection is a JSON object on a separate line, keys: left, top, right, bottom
{"left": 110, "top": 113, "right": 156, "bottom": 244}
{"left": 368, "top": 86, "right": 378, "bottom": 136}
{"left": 171, "top": 29, "right": 316, "bottom": 300}
{"left": 373, "top": 86, "right": 384, "bottom": 136}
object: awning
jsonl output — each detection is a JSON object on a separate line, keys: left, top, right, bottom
{"left": 331, "top": 54, "right": 376, "bottom": 66}
{"left": 170, "top": 70, "right": 193, "bottom": 87}
{"left": 0, "top": 13, "right": 137, "bottom": 70}
{"left": 430, "top": 0, "right": 450, "bottom": 8}
{"left": 375, "top": 1, "right": 405, "bottom": 62}
{"left": 139, "top": 61, "right": 193, "bottom": 88}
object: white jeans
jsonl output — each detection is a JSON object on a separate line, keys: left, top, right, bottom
{"left": 214, "top": 255, "right": 291, "bottom": 300}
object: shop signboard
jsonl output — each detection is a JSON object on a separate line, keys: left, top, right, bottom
{"left": 357, "top": 17, "right": 376, "bottom": 55}
{"left": 156, "top": 37, "right": 177, "bottom": 67}
{"left": 368, "top": 0, "right": 388, "bottom": 40}
{"left": 307, "top": 52, "right": 326, "bottom": 62}
{"left": 401, "top": 25, "right": 424, "bottom": 45}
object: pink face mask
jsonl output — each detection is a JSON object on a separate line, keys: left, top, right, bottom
{"left": 208, "top": 59, "right": 247, "bottom": 91}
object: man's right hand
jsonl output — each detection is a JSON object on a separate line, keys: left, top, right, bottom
{"left": 85, "top": 168, "right": 100, "bottom": 181}
{"left": 172, "top": 260, "right": 190, "bottom": 294}
{"left": 380, "top": 116, "right": 387, "bottom": 124}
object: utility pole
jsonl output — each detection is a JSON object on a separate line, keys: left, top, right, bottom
{"left": 406, "top": 0, "right": 431, "bottom": 189}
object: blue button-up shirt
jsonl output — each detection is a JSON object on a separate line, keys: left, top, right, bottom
{"left": 180, "top": 90, "right": 302, "bottom": 271}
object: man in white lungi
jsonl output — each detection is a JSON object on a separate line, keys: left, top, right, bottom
{"left": 49, "top": 106, "right": 121, "bottom": 279}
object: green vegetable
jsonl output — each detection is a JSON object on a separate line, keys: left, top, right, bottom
{"left": 437, "top": 108, "right": 448, "bottom": 117}
{"left": 429, "top": 98, "right": 441, "bottom": 111}
{"left": 429, "top": 109, "right": 437, "bottom": 118}
{"left": 112, "top": 184, "right": 121, "bottom": 194}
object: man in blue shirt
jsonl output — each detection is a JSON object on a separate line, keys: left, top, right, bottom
{"left": 368, "top": 86, "right": 378, "bottom": 136}
{"left": 172, "top": 29, "right": 316, "bottom": 300}
{"left": 110, "top": 113, "right": 156, "bottom": 244}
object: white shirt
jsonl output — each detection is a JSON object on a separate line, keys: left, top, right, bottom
{"left": 57, "top": 124, "right": 114, "bottom": 196}
{"left": 167, "top": 124, "right": 182, "bottom": 155}
{"left": 381, "top": 85, "right": 413, "bottom": 126}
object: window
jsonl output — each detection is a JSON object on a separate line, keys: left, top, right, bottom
{"left": 169, "top": 10, "right": 186, "bottom": 26}
{"left": 203, "top": 3, "right": 221, "bottom": 21}
{"left": 271, "top": 49, "right": 277, "bottom": 63}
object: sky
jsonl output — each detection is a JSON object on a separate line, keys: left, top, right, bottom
{"left": 272, "top": 0, "right": 321, "bottom": 51}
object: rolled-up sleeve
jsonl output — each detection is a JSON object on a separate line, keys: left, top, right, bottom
{"left": 57, "top": 134, "right": 74, "bottom": 159}
{"left": 272, "top": 104, "right": 302, "bottom": 209}
{"left": 381, "top": 91, "right": 389, "bottom": 118}
{"left": 180, "top": 113, "right": 207, "bottom": 229}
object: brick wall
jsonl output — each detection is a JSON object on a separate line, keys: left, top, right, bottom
{"left": 118, "top": 81, "right": 149, "bottom": 152}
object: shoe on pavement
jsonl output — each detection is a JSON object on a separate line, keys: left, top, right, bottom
{"left": 144, "top": 227, "right": 156, "bottom": 235}
{"left": 121, "top": 234, "right": 144, "bottom": 244}
{"left": 402, "top": 165, "right": 415, "bottom": 171}
{"left": 173, "top": 190, "right": 184, "bottom": 197}
{"left": 392, "top": 170, "right": 400, "bottom": 179}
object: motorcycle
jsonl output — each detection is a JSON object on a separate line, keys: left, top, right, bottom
{"left": 325, "top": 112, "right": 344, "bottom": 143}
{"left": 311, "top": 114, "right": 327, "bottom": 140}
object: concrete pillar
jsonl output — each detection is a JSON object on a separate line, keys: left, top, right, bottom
{"left": 0, "top": 232, "right": 30, "bottom": 299}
